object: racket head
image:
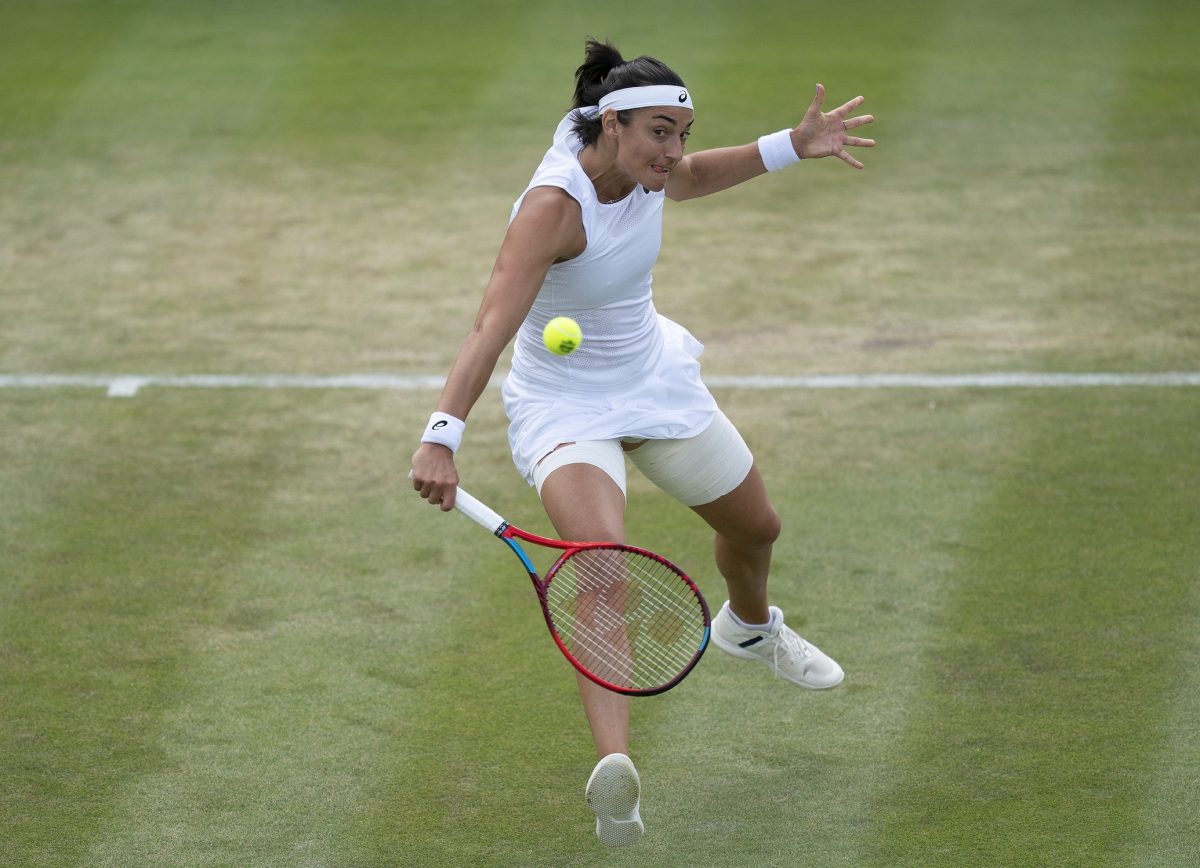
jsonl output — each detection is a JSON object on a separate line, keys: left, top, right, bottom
{"left": 539, "top": 543, "right": 710, "bottom": 696}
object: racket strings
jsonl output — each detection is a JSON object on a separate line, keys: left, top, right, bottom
{"left": 545, "top": 548, "right": 706, "bottom": 691}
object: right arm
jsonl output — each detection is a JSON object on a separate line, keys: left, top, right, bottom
{"left": 411, "top": 186, "right": 586, "bottom": 511}
{"left": 666, "top": 84, "right": 875, "bottom": 201}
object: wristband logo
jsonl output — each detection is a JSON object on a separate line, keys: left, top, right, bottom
{"left": 431, "top": 420, "right": 448, "bottom": 430}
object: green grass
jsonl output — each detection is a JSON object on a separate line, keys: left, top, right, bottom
{"left": 2, "top": 1, "right": 1198, "bottom": 865}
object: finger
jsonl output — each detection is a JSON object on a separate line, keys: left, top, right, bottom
{"left": 837, "top": 150, "right": 865, "bottom": 170}
{"left": 810, "top": 82, "right": 825, "bottom": 111}
{"left": 842, "top": 114, "right": 875, "bottom": 130}
{"left": 844, "top": 136, "right": 876, "bottom": 148}
{"left": 830, "top": 95, "right": 865, "bottom": 117}
{"left": 440, "top": 486, "right": 457, "bottom": 512}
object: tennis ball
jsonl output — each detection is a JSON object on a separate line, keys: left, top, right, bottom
{"left": 543, "top": 316, "right": 582, "bottom": 356}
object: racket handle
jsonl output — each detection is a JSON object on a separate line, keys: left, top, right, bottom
{"left": 451, "top": 486, "right": 507, "bottom": 535}
{"left": 408, "top": 470, "right": 506, "bottom": 535}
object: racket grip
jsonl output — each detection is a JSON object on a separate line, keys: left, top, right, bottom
{"left": 450, "top": 486, "right": 507, "bottom": 535}
{"left": 408, "top": 470, "right": 506, "bottom": 535}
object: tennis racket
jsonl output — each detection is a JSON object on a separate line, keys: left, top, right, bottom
{"left": 441, "top": 483, "right": 710, "bottom": 696}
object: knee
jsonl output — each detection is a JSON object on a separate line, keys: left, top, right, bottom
{"left": 723, "top": 506, "right": 781, "bottom": 550}
{"left": 757, "top": 507, "right": 783, "bottom": 548}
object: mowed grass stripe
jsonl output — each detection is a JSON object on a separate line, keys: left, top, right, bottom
{"left": 0, "top": 393, "right": 298, "bottom": 865}
{"left": 864, "top": 390, "right": 1199, "bottom": 866}
{"left": 783, "top": 2, "right": 1160, "bottom": 863}
{"left": 1077, "top": 0, "right": 1200, "bottom": 374}
{"left": 39, "top": 0, "right": 336, "bottom": 151}
{"left": 74, "top": 393, "right": 478, "bottom": 864}
{"left": 258, "top": 0, "right": 568, "bottom": 164}
{"left": 0, "top": 6, "right": 398, "bottom": 861}
{"left": 1101, "top": 7, "right": 1200, "bottom": 858}
{"left": 854, "top": 3, "right": 1200, "bottom": 864}
{"left": 1128, "top": 587, "right": 1200, "bottom": 866}
{"left": 0, "top": 0, "right": 143, "bottom": 144}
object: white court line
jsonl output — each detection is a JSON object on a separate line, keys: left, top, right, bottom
{"left": 1, "top": 372, "right": 1199, "bottom": 397}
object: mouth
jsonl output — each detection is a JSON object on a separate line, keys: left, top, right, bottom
{"left": 650, "top": 163, "right": 671, "bottom": 176}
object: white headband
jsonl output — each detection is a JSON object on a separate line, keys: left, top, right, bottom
{"left": 598, "top": 85, "right": 693, "bottom": 114}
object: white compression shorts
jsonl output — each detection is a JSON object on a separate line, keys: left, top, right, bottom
{"left": 531, "top": 410, "right": 754, "bottom": 507}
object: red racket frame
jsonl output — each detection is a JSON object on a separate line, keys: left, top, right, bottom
{"left": 435, "top": 482, "right": 709, "bottom": 696}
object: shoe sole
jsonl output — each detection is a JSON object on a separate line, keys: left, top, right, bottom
{"left": 585, "top": 754, "right": 643, "bottom": 847}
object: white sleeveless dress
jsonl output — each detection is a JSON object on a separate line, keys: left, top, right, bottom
{"left": 502, "top": 111, "right": 718, "bottom": 484}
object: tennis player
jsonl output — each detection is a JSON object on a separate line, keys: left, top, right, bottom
{"left": 411, "top": 38, "right": 874, "bottom": 847}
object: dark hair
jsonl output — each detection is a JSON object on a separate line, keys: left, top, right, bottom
{"left": 570, "top": 38, "right": 686, "bottom": 145}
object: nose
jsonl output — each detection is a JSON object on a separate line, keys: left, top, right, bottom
{"left": 665, "top": 136, "right": 684, "bottom": 162}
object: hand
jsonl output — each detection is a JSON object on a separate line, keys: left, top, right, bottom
{"left": 411, "top": 443, "right": 459, "bottom": 511}
{"left": 792, "top": 84, "right": 876, "bottom": 169}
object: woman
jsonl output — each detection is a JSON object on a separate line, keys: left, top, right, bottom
{"left": 411, "top": 38, "right": 874, "bottom": 847}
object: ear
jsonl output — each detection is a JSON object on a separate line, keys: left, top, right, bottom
{"left": 601, "top": 109, "right": 621, "bottom": 139}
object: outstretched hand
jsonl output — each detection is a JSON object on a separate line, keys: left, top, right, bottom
{"left": 792, "top": 84, "right": 875, "bottom": 169}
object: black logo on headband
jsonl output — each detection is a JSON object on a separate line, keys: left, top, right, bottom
{"left": 678, "top": 91, "right": 688, "bottom": 103}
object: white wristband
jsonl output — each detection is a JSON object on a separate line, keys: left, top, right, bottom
{"left": 757, "top": 128, "right": 800, "bottom": 172}
{"left": 421, "top": 412, "right": 465, "bottom": 454}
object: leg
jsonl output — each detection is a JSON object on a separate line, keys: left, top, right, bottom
{"left": 539, "top": 460, "right": 630, "bottom": 759}
{"left": 695, "top": 465, "right": 843, "bottom": 689}
{"left": 626, "top": 410, "right": 776, "bottom": 622}
{"left": 629, "top": 415, "right": 842, "bottom": 688}
{"left": 690, "top": 462, "right": 781, "bottom": 625}
{"left": 536, "top": 446, "right": 646, "bottom": 847}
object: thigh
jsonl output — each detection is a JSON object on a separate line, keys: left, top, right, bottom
{"left": 627, "top": 410, "right": 754, "bottom": 508}
{"left": 539, "top": 452, "right": 628, "bottom": 544}
{"left": 533, "top": 439, "right": 627, "bottom": 499}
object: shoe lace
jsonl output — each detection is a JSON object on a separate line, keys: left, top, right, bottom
{"left": 773, "top": 625, "right": 814, "bottom": 674}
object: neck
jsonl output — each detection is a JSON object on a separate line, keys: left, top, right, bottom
{"left": 578, "top": 142, "right": 634, "bottom": 204}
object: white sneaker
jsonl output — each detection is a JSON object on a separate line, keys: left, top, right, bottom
{"left": 711, "top": 602, "right": 844, "bottom": 689}
{"left": 585, "top": 753, "right": 643, "bottom": 847}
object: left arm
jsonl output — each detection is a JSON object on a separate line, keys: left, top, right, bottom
{"left": 666, "top": 142, "right": 768, "bottom": 202}
{"left": 666, "top": 83, "right": 875, "bottom": 202}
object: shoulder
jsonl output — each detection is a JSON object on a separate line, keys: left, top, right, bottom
{"left": 514, "top": 185, "right": 583, "bottom": 225}
{"left": 507, "top": 186, "right": 587, "bottom": 262}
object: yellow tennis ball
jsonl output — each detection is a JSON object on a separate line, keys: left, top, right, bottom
{"left": 543, "top": 316, "right": 582, "bottom": 356}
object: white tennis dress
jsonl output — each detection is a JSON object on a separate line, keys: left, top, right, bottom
{"left": 502, "top": 111, "right": 719, "bottom": 484}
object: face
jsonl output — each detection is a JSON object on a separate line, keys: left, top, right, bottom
{"left": 605, "top": 106, "right": 694, "bottom": 191}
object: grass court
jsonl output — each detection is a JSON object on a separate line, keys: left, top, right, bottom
{"left": 2, "top": 1, "right": 1198, "bottom": 865}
